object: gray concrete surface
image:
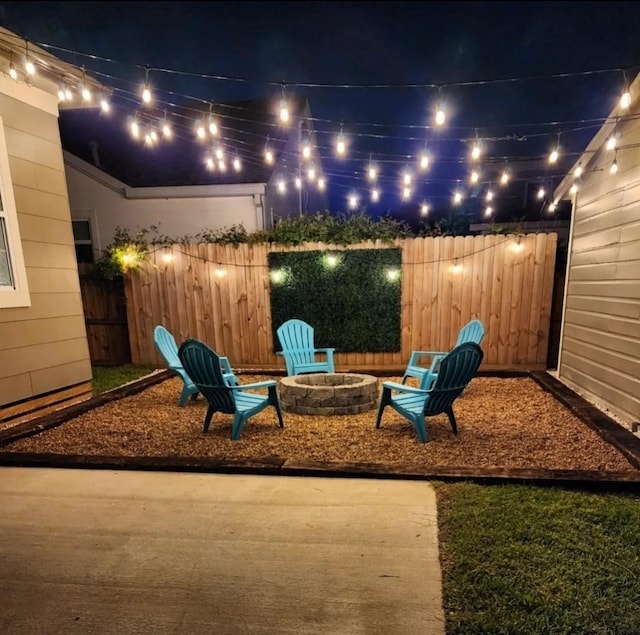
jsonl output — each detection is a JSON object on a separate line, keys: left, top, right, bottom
{"left": 0, "top": 468, "right": 445, "bottom": 634}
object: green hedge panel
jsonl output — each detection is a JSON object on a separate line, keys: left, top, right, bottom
{"left": 269, "top": 248, "right": 402, "bottom": 353}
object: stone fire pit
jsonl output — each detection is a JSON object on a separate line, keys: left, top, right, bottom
{"left": 279, "top": 373, "right": 379, "bottom": 416}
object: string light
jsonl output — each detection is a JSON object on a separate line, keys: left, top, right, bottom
{"left": 402, "top": 171, "right": 412, "bottom": 186}
{"left": 485, "top": 206, "right": 493, "bottom": 217}
{"left": 570, "top": 182, "right": 579, "bottom": 195}
{"left": 367, "top": 158, "right": 378, "bottom": 181}
{"left": 161, "top": 112, "right": 172, "bottom": 138}
{"left": 294, "top": 175, "right": 302, "bottom": 189}
{"left": 610, "top": 154, "right": 618, "bottom": 174}
{"left": 470, "top": 131, "right": 482, "bottom": 161}
{"left": 24, "top": 41, "right": 35, "bottom": 76}
{"left": 100, "top": 94, "right": 110, "bottom": 112}
{"left": 620, "top": 71, "right": 631, "bottom": 109}
{"left": 12, "top": 34, "right": 634, "bottom": 212}
{"left": 420, "top": 202, "right": 430, "bottom": 216}
{"left": 548, "top": 133, "right": 560, "bottom": 164}
{"left": 307, "top": 165, "right": 317, "bottom": 181}
{"left": 141, "top": 66, "right": 152, "bottom": 105}
{"left": 348, "top": 193, "right": 358, "bottom": 209}
{"left": 485, "top": 189, "right": 494, "bottom": 202}
{"left": 453, "top": 191, "right": 463, "bottom": 205}
{"left": 573, "top": 162, "right": 583, "bottom": 178}
{"left": 371, "top": 188, "right": 380, "bottom": 202}
{"left": 279, "top": 83, "right": 289, "bottom": 124}
{"left": 537, "top": 186, "right": 545, "bottom": 199}
{"left": 301, "top": 138, "right": 312, "bottom": 160}
{"left": 548, "top": 201, "right": 557, "bottom": 212}
{"left": 318, "top": 176, "right": 326, "bottom": 191}
{"left": 79, "top": 67, "right": 91, "bottom": 102}
{"left": 402, "top": 186, "right": 411, "bottom": 200}
{"left": 264, "top": 137, "right": 274, "bottom": 164}
{"left": 470, "top": 170, "right": 480, "bottom": 185}
{"left": 277, "top": 179, "right": 286, "bottom": 194}
{"left": 434, "top": 88, "right": 447, "bottom": 126}
{"left": 335, "top": 123, "right": 346, "bottom": 157}
{"left": 500, "top": 169, "right": 510, "bottom": 186}
{"left": 8, "top": 51, "right": 18, "bottom": 80}
{"left": 233, "top": 154, "right": 242, "bottom": 171}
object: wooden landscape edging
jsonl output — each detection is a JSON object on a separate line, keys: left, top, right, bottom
{"left": 0, "top": 370, "right": 172, "bottom": 447}
{"left": 1, "top": 369, "right": 639, "bottom": 490}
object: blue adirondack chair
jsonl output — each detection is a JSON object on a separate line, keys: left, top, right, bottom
{"left": 402, "top": 319, "right": 485, "bottom": 390}
{"left": 178, "top": 338, "right": 284, "bottom": 440}
{"left": 276, "top": 319, "right": 335, "bottom": 376}
{"left": 376, "top": 342, "right": 484, "bottom": 443}
{"left": 153, "top": 325, "right": 238, "bottom": 407}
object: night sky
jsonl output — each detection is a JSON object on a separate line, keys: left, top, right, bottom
{"left": 2, "top": 1, "right": 640, "bottom": 221}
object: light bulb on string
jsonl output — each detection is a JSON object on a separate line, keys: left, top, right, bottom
{"left": 453, "top": 191, "right": 463, "bottom": 205}
{"left": 335, "top": 123, "right": 346, "bottom": 157}
{"left": 348, "top": 193, "right": 359, "bottom": 209}
{"left": 279, "top": 83, "right": 289, "bottom": 124}
{"left": 233, "top": 155, "right": 241, "bottom": 172}
{"left": 317, "top": 177, "right": 326, "bottom": 191}
{"left": 500, "top": 169, "right": 510, "bottom": 186}
{"left": 402, "top": 187, "right": 412, "bottom": 201}
{"left": 570, "top": 182, "right": 579, "bottom": 195}
{"left": 24, "top": 41, "right": 35, "bottom": 76}
{"left": 548, "top": 133, "right": 560, "bottom": 164}
{"left": 574, "top": 163, "right": 583, "bottom": 178}
{"left": 129, "top": 116, "right": 140, "bottom": 139}
{"left": 485, "top": 188, "right": 494, "bottom": 202}
{"left": 195, "top": 119, "right": 206, "bottom": 140}
{"left": 277, "top": 179, "right": 286, "bottom": 194}
{"left": 620, "top": 72, "right": 631, "bottom": 109}
{"left": 367, "top": 156, "right": 378, "bottom": 181}
{"left": 470, "top": 170, "right": 480, "bottom": 185}
{"left": 307, "top": 166, "right": 316, "bottom": 181}
{"left": 264, "top": 138, "right": 274, "bottom": 165}
{"left": 606, "top": 130, "right": 618, "bottom": 151}
{"left": 402, "top": 171, "right": 412, "bottom": 186}
{"left": 215, "top": 145, "right": 224, "bottom": 160}
{"left": 470, "top": 131, "right": 482, "bottom": 161}
{"left": 485, "top": 206, "right": 493, "bottom": 217}
{"left": 610, "top": 154, "right": 618, "bottom": 174}
{"left": 141, "top": 66, "right": 152, "bottom": 105}
{"left": 419, "top": 151, "right": 430, "bottom": 170}
{"left": 294, "top": 175, "right": 302, "bottom": 189}
{"left": 161, "top": 112, "right": 172, "bottom": 138}
{"left": 537, "top": 186, "right": 546, "bottom": 199}
{"left": 371, "top": 188, "right": 380, "bottom": 202}
{"left": 301, "top": 138, "right": 312, "bottom": 160}
{"left": 100, "top": 94, "right": 110, "bottom": 113}
{"left": 218, "top": 160, "right": 226, "bottom": 172}
{"left": 79, "top": 67, "right": 91, "bottom": 102}
{"left": 548, "top": 201, "right": 557, "bottom": 213}
{"left": 9, "top": 51, "right": 17, "bottom": 80}
{"left": 420, "top": 202, "right": 430, "bottom": 216}
{"left": 208, "top": 113, "right": 218, "bottom": 136}
{"left": 205, "top": 156, "right": 215, "bottom": 170}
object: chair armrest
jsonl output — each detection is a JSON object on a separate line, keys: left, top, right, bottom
{"left": 314, "top": 348, "right": 335, "bottom": 354}
{"left": 231, "top": 380, "right": 277, "bottom": 390}
{"left": 408, "top": 350, "right": 447, "bottom": 365}
{"left": 382, "top": 381, "right": 427, "bottom": 395}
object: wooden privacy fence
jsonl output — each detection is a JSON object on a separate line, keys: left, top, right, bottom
{"left": 124, "top": 233, "right": 558, "bottom": 371}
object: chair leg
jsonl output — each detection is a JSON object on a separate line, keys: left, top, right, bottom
{"left": 445, "top": 406, "right": 458, "bottom": 435}
{"left": 203, "top": 406, "right": 215, "bottom": 433}
{"left": 269, "top": 386, "right": 284, "bottom": 429}
{"left": 411, "top": 414, "right": 428, "bottom": 443}
{"left": 375, "top": 388, "right": 392, "bottom": 429}
{"left": 178, "top": 384, "right": 193, "bottom": 407}
{"left": 231, "top": 413, "right": 247, "bottom": 440}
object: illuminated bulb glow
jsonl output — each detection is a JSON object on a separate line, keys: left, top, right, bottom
{"left": 325, "top": 255, "right": 339, "bottom": 268}
{"left": 209, "top": 120, "right": 218, "bottom": 136}
{"left": 574, "top": 164, "right": 583, "bottom": 177}
{"left": 215, "top": 147, "right": 224, "bottom": 160}
{"left": 548, "top": 202, "right": 557, "bottom": 212}
{"left": 486, "top": 189, "right": 494, "bottom": 202}
{"left": 25, "top": 59, "right": 35, "bottom": 75}
{"left": 277, "top": 180, "right": 286, "bottom": 194}
{"left": 206, "top": 157, "right": 214, "bottom": 170}
{"left": 420, "top": 154, "right": 430, "bottom": 170}
{"left": 368, "top": 166, "right": 377, "bottom": 181}
{"left": 149, "top": 130, "right": 158, "bottom": 142}
{"left": 420, "top": 203, "right": 430, "bottom": 216}
{"left": 403, "top": 173, "right": 412, "bottom": 186}
{"left": 218, "top": 160, "right": 226, "bottom": 172}
{"left": 130, "top": 121, "right": 140, "bottom": 138}
{"left": 295, "top": 176, "right": 302, "bottom": 189}
{"left": 471, "top": 144, "right": 481, "bottom": 160}
{"left": 196, "top": 124, "right": 206, "bottom": 140}
{"left": 451, "top": 262, "right": 463, "bottom": 274}
{"left": 386, "top": 269, "right": 400, "bottom": 282}
{"left": 470, "top": 170, "right": 479, "bottom": 184}
{"left": 371, "top": 189, "right": 380, "bottom": 202}
{"left": 65, "top": 88, "right": 73, "bottom": 101}
{"left": 162, "top": 122, "right": 172, "bottom": 138}
{"left": 265, "top": 149, "right": 274, "bottom": 164}
{"left": 549, "top": 149, "right": 559, "bottom": 164}
{"left": 435, "top": 107, "right": 446, "bottom": 126}
{"left": 537, "top": 187, "right": 545, "bottom": 199}
{"left": 620, "top": 91, "right": 631, "bottom": 109}
{"left": 500, "top": 171, "right": 510, "bottom": 185}
{"left": 142, "top": 85, "right": 152, "bottom": 104}
{"left": 162, "top": 251, "right": 173, "bottom": 263}
{"left": 318, "top": 177, "right": 326, "bottom": 191}
{"left": 348, "top": 194, "right": 358, "bottom": 209}
{"left": 101, "top": 98, "right": 110, "bottom": 113}
{"left": 511, "top": 240, "right": 524, "bottom": 253}
{"left": 570, "top": 183, "right": 579, "bottom": 195}
{"left": 58, "top": 86, "right": 66, "bottom": 101}
{"left": 270, "top": 269, "right": 285, "bottom": 284}
{"left": 453, "top": 191, "right": 462, "bottom": 204}
{"left": 233, "top": 157, "right": 241, "bottom": 172}
{"left": 336, "top": 138, "right": 346, "bottom": 156}
{"left": 402, "top": 187, "right": 411, "bottom": 200}
{"left": 485, "top": 206, "right": 493, "bottom": 217}
{"left": 81, "top": 86, "right": 92, "bottom": 102}
{"left": 9, "top": 63, "right": 17, "bottom": 80}
{"left": 610, "top": 159, "right": 618, "bottom": 174}
{"left": 307, "top": 167, "right": 316, "bottom": 181}
{"left": 279, "top": 99, "right": 289, "bottom": 123}
{"left": 606, "top": 136, "right": 616, "bottom": 151}
{"left": 214, "top": 268, "right": 227, "bottom": 279}
{"left": 302, "top": 143, "right": 311, "bottom": 159}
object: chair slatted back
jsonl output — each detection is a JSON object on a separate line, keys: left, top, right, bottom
{"left": 276, "top": 319, "right": 316, "bottom": 365}
{"left": 455, "top": 319, "right": 485, "bottom": 347}
{"left": 154, "top": 325, "right": 181, "bottom": 368}
{"left": 423, "top": 342, "right": 484, "bottom": 416}
{"left": 178, "top": 339, "right": 236, "bottom": 414}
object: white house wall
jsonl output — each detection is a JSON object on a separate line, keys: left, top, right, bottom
{"left": 64, "top": 162, "right": 265, "bottom": 255}
{"left": 558, "top": 108, "right": 640, "bottom": 426}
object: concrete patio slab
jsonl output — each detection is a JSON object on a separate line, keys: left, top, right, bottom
{"left": 0, "top": 467, "right": 445, "bottom": 634}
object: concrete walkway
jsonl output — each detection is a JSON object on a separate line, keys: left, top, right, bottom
{"left": 0, "top": 468, "right": 445, "bottom": 634}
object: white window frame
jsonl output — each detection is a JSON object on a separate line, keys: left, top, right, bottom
{"left": 0, "top": 116, "right": 30, "bottom": 308}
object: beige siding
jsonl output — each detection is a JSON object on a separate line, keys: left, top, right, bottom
{"left": 0, "top": 90, "right": 91, "bottom": 407}
{"left": 558, "top": 100, "right": 640, "bottom": 425}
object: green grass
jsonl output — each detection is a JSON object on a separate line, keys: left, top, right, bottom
{"left": 91, "top": 364, "right": 157, "bottom": 396}
{"left": 437, "top": 483, "right": 640, "bottom": 635}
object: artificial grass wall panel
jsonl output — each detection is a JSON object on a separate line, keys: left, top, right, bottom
{"left": 268, "top": 248, "right": 402, "bottom": 353}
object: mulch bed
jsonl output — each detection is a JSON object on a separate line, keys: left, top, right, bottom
{"left": 1, "top": 373, "right": 639, "bottom": 485}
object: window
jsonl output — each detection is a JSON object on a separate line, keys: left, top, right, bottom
{"left": 72, "top": 219, "right": 95, "bottom": 264}
{"left": 0, "top": 117, "right": 30, "bottom": 308}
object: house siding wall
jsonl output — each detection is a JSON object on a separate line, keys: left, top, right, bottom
{"left": 558, "top": 109, "right": 640, "bottom": 425}
{"left": 65, "top": 164, "right": 264, "bottom": 254}
{"left": 0, "top": 91, "right": 91, "bottom": 406}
